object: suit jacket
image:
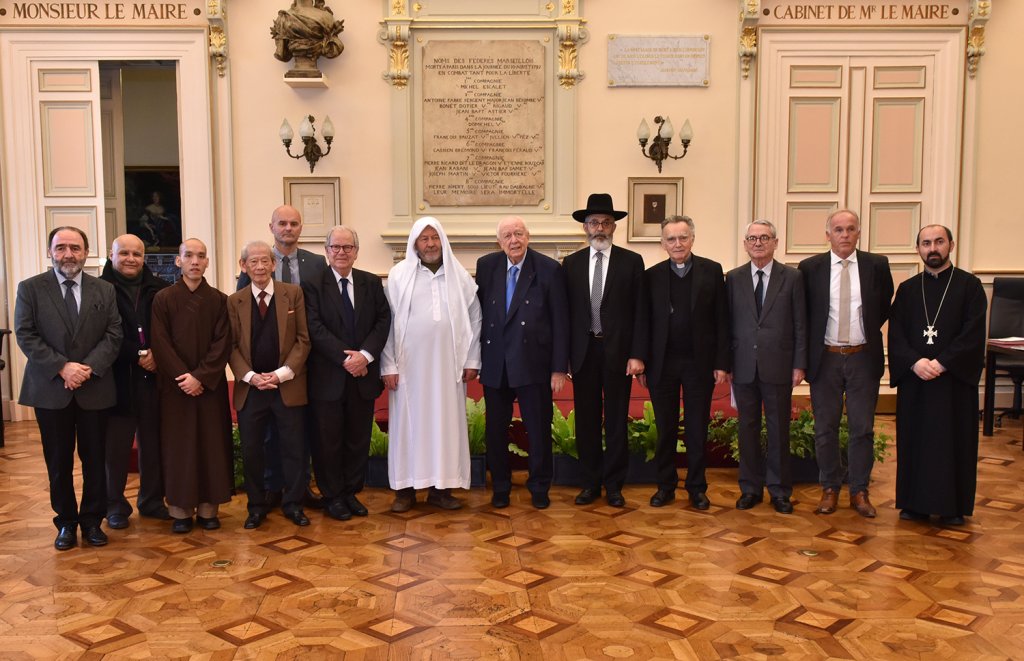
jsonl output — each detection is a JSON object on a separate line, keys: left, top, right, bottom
{"left": 236, "top": 247, "right": 326, "bottom": 290}
{"left": 227, "top": 282, "right": 310, "bottom": 410}
{"left": 14, "top": 270, "right": 123, "bottom": 410}
{"left": 798, "top": 249, "right": 893, "bottom": 383}
{"left": 476, "top": 248, "right": 570, "bottom": 389}
{"left": 304, "top": 266, "right": 391, "bottom": 401}
{"left": 561, "top": 243, "right": 648, "bottom": 373}
{"left": 644, "top": 255, "right": 730, "bottom": 386}
{"left": 726, "top": 260, "right": 807, "bottom": 385}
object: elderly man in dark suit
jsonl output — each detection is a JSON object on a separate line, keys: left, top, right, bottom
{"left": 15, "top": 226, "right": 123, "bottom": 550}
{"left": 726, "top": 219, "right": 807, "bottom": 514}
{"left": 561, "top": 193, "right": 648, "bottom": 508}
{"left": 237, "top": 204, "right": 327, "bottom": 509}
{"left": 304, "top": 225, "right": 391, "bottom": 521}
{"left": 477, "top": 216, "right": 569, "bottom": 510}
{"left": 640, "top": 216, "right": 729, "bottom": 510}
{"left": 798, "top": 209, "right": 893, "bottom": 518}
{"left": 228, "top": 240, "right": 312, "bottom": 528}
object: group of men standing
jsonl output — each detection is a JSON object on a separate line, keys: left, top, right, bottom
{"left": 14, "top": 194, "right": 988, "bottom": 552}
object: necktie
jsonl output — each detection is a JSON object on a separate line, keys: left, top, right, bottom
{"left": 591, "top": 252, "right": 604, "bottom": 334}
{"left": 838, "top": 259, "right": 851, "bottom": 344}
{"left": 281, "top": 255, "right": 292, "bottom": 284}
{"left": 257, "top": 290, "right": 268, "bottom": 319}
{"left": 754, "top": 270, "right": 764, "bottom": 317}
{"left": 506, "top": 265, "right": 519, "bottom": 312}
{"left": 340, "top": 277, "right": 355, "bottom": 340}
{"left": 63, "top": 280, "right": 79, "bottom": 327}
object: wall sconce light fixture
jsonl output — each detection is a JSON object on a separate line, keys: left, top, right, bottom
{"left": 279, "top": 115, "right": 334, "bottom": 173}
{"left": 637, "top": 116, "right": 693, "bottom": 173}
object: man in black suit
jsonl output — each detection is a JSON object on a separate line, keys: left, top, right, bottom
{"left": 15, "top": 227, "right": 123, "bottom": 550}
{"left": 304, "top": 225, "right": 391, "bottom": 521}
{"left": 476, "top": 216, "right": 569, "bottom": 510}
{"left": 237, "top": 204, "right": 327, "bottom": 509}
{"left": 639, "top": 216, "right": 729, "bottom": 510}
{"left": 726, "top": 220, "right": 807, "bottom": 514}
{"left": 561, "top": 193, "right": 648, "bottom": 508}
{"left": 798, "top": 209, "right": 893, "bottom": 518}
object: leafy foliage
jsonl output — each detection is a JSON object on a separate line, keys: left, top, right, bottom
{"left": 551, "top": 403, "right": 578, "bottom": 459}
{"left": 369, "top": 419, "right": 389, "bottom": 458}
{"left": 465, "top": 397, "right": 487, "bottom": 455}
{"left": 231, "top": 424, "right": 245, "bottom": 490}
{"left": 626, "top": 401, "right": 660, "bottom": 461}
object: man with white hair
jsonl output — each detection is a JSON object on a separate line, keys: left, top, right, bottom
{"left": 382, "top": 218, "right": 482, "bottom": 512}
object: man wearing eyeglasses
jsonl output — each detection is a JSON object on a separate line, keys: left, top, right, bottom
{"left": 561, "top": 193, "right": 648, "bottom": 508}
{"left": 726, "top": 220, "right": 807, "bottom": 514}
{"left": 304, "top": 226, "right": 391, "bottom": 521}
{"left": 476, "top": 216, "right": 569, "bottom": 509}
{"left": 237, "top": 205, "right": 327, "bottom": 511}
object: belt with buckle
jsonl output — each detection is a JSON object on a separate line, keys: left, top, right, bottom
{"left": 825, "top": 344, "right": 865, "bottom": 355}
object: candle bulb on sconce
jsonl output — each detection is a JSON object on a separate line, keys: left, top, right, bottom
{"left": 637, "top": 115, "right": 693, "bottom": 173}
{"left": 280, "top": 114, "right": 334, "bottom": 173}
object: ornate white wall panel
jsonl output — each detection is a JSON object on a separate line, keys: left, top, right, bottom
{"left": 37, "top": 68, "right": 92, "bottom": 92}
{"left": 787, "top": 97, "right": 840, "bottom": 193}
{"left": 44, "top": 206, "right": 99, "bottom": 258}
{"left": 40, "top": 101, "right": 97, "bottom": 196}
{"left": 868, "top": 202, "right": 921, "bottom": 253}
{"left": 870, "top": 98, "right": 924, "bottom": 193}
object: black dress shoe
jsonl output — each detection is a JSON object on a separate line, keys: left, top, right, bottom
{"left": 305, "top": 487, "right": 326, "bottom": 510}
{"left": 690, "top": 492, "right": 711, "bottom": 511}
{"left": 650, "top": 489, "right": 676, "bottom": 507}
{"left": 531, "top": 492, "right": 550, "bottom": 509}
{"left": 606, "top": 492, "right": 626, "bottom": 508}
{"left": 899, "top": 509, "right": 930, "bottom": 521}
{"left": 284, "top": 509, "right": 310, "bottom": 526}
{"left": 326, "top": 500, "right": 353, "bottom": 521}
{"left": 140, "top": 506, "right": 172, "bottom": 521}
{"left": 82, "top": 525, "right": 108, "bottom": 546}
{"left": 244, "top": 512, "right": 265, "bottom": 529}
{"left": 196, "top": 516, "right": 221, "bottom": 530}
{"left": 736, "top": 493, "right": 762, "bottom": 510}
{"left": 939, "top": 515, "right": 965, "bottom": 526}
{"left": 172, "top": 517, "right": 193, "bottom": 533}
{"left": 54, "top": 526, "right": 77, "bottom": 551}
{"left": 491, "top": 491, "right": 511, "bottom": 508}
{"left": 574, "top": 488, "right": 600, "bottom": 505}
{"left": 345, "top": 495, "right": 368, "bottom": 517}
{"left": 770, "top": 497, "right": 794, "bottom": 514}
{"left": 106, "top": 514, "right": 129, "bottom": 529}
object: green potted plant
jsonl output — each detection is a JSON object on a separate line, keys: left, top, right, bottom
{"left": 465, "top": 397, "right": 488, "bottom": 487}
{"left": 365, "top": 420, "right": 390, "bottom": 488}
{"left": 550, "top": 403, "right": 582, "bottom": 486}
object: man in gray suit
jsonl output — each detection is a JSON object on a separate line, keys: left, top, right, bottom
{"left": 726, "top": 220, "right": 807, "bottom": 514}
{"left": 15, "top": 227, "right": 123, "bottom": 550}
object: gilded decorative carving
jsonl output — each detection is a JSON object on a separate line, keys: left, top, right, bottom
{"left": 392, "top": 0, "right": 404, "bottom": 16}
{"left": 974, "top": 0, "right": 991, "bottom": 19}
{"left": 561, "top": 0, "right": 575, "bottom": 16}
{"left": 739, "top": 26, "right": 757, "bottom": 80}
{"left": 389, "top": 39, "right": 411, "bottom": 88}
{"left": 209, "top": 25, "right": 227, "bottom": 77}
{"left": 744, "top": 0, "right": 759, "bottom": 18}
{"left": 967, "top": 25, "right": 985, "bottom": 78}
{"left": 556, "top": 24, "right": 586, "bottom": 89}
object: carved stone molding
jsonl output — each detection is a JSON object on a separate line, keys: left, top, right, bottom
{"left": 967, "top": 0, "right": 990, "bottom": 79}
{"left": 378, "top": 1, "right": 588, "bottom": 89}
{"left": 208, "top": 0, "right": 227, "bottom": 78}
{"left": 739, "top": 0, "right": 759, "bottom": 80}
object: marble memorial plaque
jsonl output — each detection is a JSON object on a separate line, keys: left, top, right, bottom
{"left": 607, "top": 35, "right": 710, "bottom": 87}
{"left": 422, "top": 40, "right": 545, "bottom": 207}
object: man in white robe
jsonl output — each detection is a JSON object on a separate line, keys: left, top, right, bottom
{"left": 382, "top": 218, "right": 482, "bottom": 512}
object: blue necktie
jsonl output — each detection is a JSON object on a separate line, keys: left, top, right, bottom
{"left": 506, "top": 265, "right": 519, "bottom": 312}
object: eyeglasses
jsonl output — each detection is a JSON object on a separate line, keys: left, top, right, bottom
{"left": 327, "top": 244, "right": 357, "bottom": 254}
{"left": 499, "top": 230, "right": 527, "bottom": 242}
{"left": 586, "top": 219, "right": 616, "bottom": 229}
{"left": 745, "top": 235, "right": 774, "bottom": 244}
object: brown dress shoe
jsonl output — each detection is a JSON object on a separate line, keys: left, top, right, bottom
{"left": 426, "top": 487, "right": 463, "bottom": 510}
{"left": 815, "top": 487, "right": 839, "bottom": 514}
{"left": 391, "top": 489, "right": 416, "bottom": 513}
{"left": 851, "top": 491, "right": 877, "bottom": 518}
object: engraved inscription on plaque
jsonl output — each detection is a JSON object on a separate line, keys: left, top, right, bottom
{"left": 422, "top": 40, "right": 545, "bottom": 207}
{"left": 607, "top": 35, "right": 710, "bottom": 87}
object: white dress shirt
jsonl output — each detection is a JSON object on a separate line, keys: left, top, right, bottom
{"left": 243, "top": 279, "right": 295, "bottom": 384}
{"left": 588, "top": 246, "right": 610, "bottom": 300}
{"left": 825, "top": 250, "right": 866, "bottom": 346}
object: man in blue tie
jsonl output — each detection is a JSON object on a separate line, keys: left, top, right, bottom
{"left": 476, "top": 216, "right": 569, "bottom": 509}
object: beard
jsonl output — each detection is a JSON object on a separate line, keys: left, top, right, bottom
{"left": 587, "top": 234, "right": 612, "bottom": 251}
{"left": 53, "top": 256, "right": 84, "bottom": 280}
{"left": 924, "top": 252, "right": 948, "bottom": 269}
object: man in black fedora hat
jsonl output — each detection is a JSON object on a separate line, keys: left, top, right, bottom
{"left": 560, "top": 193, "right": 648, "bottom": 507}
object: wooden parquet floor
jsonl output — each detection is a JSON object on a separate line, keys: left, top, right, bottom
{"left": 1, "top": 417, "right": 1023, "bottom": 660}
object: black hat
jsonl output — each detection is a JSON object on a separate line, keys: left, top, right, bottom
{"left": 572, "top": 193, "right": 628, "bottom": 222}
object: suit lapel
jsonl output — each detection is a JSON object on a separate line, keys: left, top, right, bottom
{"left": 237, "top": 291, "right": 253, "bottom": 362}
{"left": 353, "top": 270, "right": 368, "bottom": 329}
{"left": 600, "top": 246, "right": 619, "bottom": 309}
{"left": 274, "top": 286, "right": 289, "bottom": 358}
{"left": 46, "top": 272, "right": 78, "bottom": 334}
{"left": 688, "top": 258, "right": 702, "bottom": 312}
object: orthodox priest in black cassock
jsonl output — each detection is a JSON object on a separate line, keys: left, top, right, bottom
{"left": 888, "top": 262, "right": 986, "bottom": 520}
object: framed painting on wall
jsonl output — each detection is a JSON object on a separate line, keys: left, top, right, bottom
{"left": 124, "top": 167, "right": 181, "bottom": 253}
{"left": 283, "top": 176, "right": 341, "bottom": 240}
{"left": 627, "top": 177, "right": 684, "bottom": 242}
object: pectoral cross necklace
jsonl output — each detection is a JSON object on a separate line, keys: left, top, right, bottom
{"left": 921, "top": 268, "right": 954, "bottom": 345}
